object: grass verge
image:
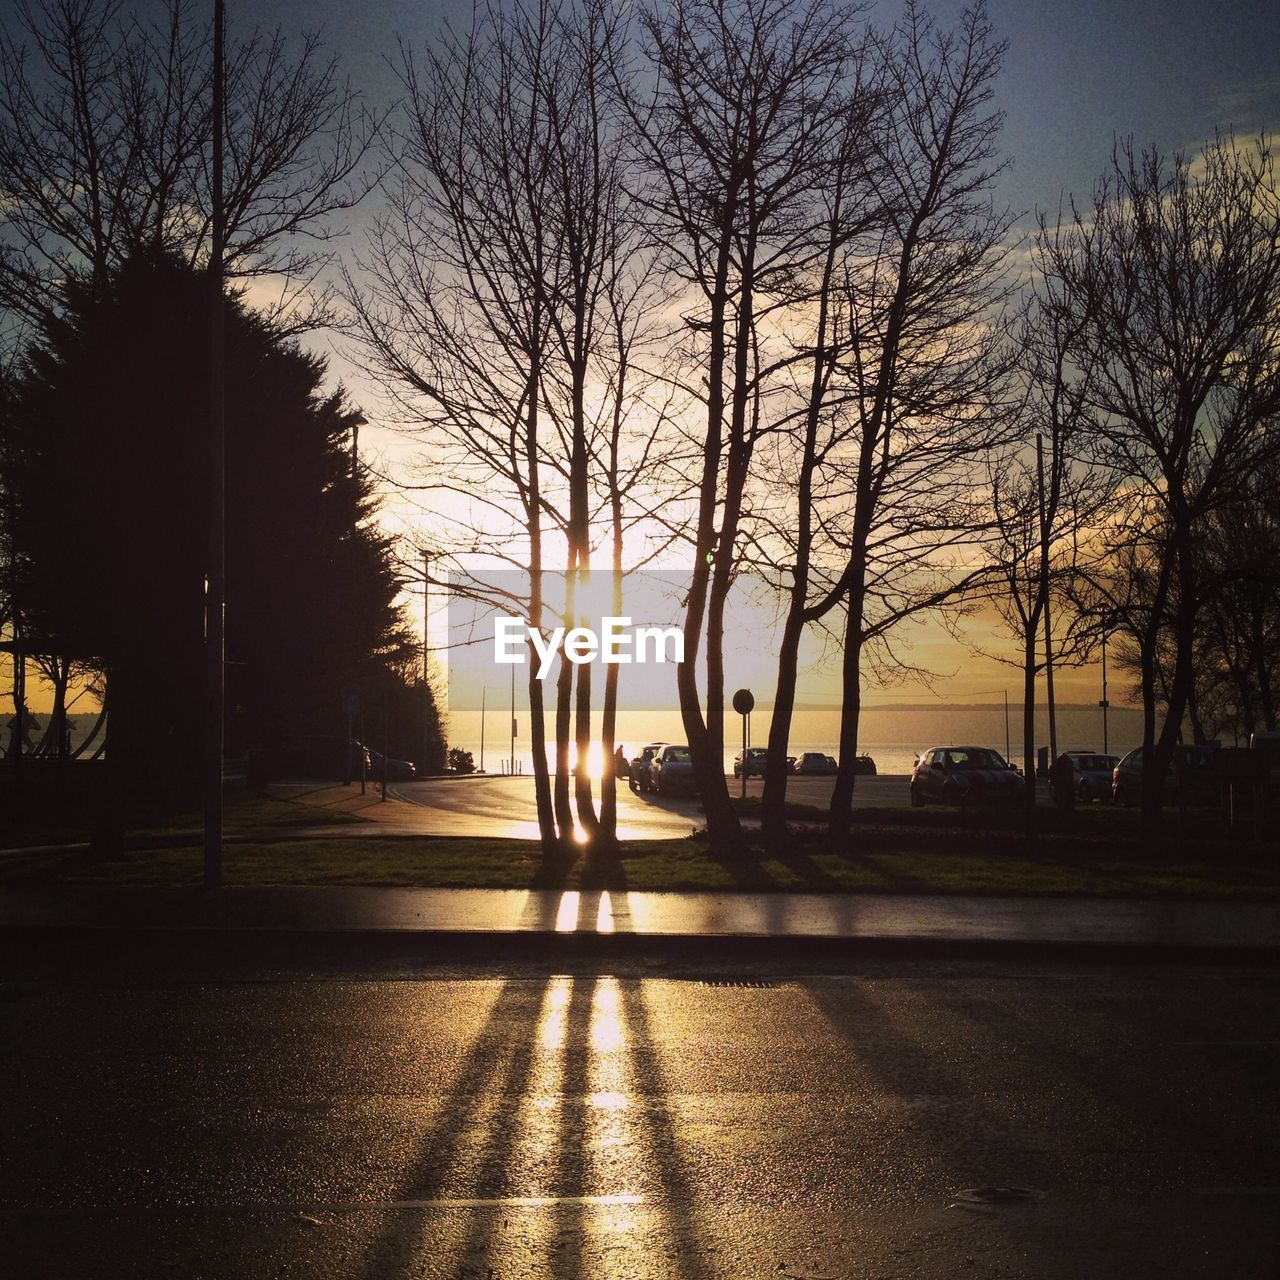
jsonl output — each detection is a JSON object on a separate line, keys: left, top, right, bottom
{"left": 4, "top": 830, "right": 1280, "bottom": 900}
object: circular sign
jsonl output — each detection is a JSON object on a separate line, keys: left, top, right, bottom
{"left": 732, "top": 688, "right": 754, "bottom": 716}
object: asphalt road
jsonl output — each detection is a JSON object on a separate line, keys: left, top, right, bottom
{"left": 2, "top": 947, "right": 1278, "bottom": 1278}
{"left": 390, "top": 772, "right": 914, "bottom": 839}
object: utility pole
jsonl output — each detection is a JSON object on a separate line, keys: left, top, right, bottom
{"left": 203, "top": 0, "right": 225, "bottom": 889}
{"left": 1100, "top": 632, "right": 1110, "bottom": 755}
{"left": 1036, "top": 433, "right": 1058, "bottom": 760}
{"left": 350, "top": 411, "right": 367, "bottom": 481}
{"left": 421, "top": 551, "right": 430, "bottom": 771}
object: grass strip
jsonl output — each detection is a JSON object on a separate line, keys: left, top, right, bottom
{"left": 5, "top": 832, "right": 1280, "bottom": 901}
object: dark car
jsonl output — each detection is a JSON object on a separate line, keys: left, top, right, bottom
{"left": 651, "top": 745, "right": 696, "bottom": 796}
{"left": 368, "top": 750, "right": 417, "bottom": 782}
{"left": 797, "top": 752, "right": 838, "bottom": 775}
{"left": 629, "top": 743, "right": 667, "bottom": 793}
{"left": 910, "top": 746, "right": 1021, "bottom": 808}
{"left": 1112, "top": 744, "right": 1220, "bottom": 807}
{"left": 248, "top": 735, "right": 371, "bottom": 785}
{"left": 1064, "top": 751, "right": 1118, "bottom": 802}
{"left": 733, "top": 747, "right": 770, "bottom": 778}
{"left": 854, "top": 754, "right": 877, "bottom": 776}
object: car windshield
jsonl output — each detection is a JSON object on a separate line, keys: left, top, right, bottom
{"left": 1073, "top": 755, "right": 1110, "bottom": 771}
{"left": 950, "top": 749, "right": 1005, "bottom": 769}
{"left": 1178, "top": 747, "right": 1216, "bottom": 770}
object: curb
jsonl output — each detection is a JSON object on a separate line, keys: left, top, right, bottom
{"left": 1, "top": 924, "right": 1276, "bottom": 968}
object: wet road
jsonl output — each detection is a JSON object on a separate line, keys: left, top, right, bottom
{"left": 389, "top": 772, "right": 912, "bottom": 839}
{"left": 3, "top": 949, "right": 1278, "bottom": 1278}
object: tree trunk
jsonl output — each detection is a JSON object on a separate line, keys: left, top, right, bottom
{"left": 523, "top": 344, "right": 558, "bottom": 859}
{"left": 1022, "top": 629, "right": 1038, "bottom": 809}
{"left": 762, "top": 611, "right": 804, "bottom": 843}
{"left": 829, "top": 617, "right": 864, "bottom": 843}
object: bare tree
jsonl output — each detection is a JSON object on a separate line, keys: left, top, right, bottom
{"left": 349, "top": 0, "right": 656, "bottom": 858}
{"left": 1039, "top": 134, "right": 1280, "bottom": 824}
{"left": 626, "top": 0, "right": 859, "bottom": 849}
{"left": 984, "top": 280, "right": 1100, "bottom": 803}
{"left": 0, "top": 0, "right": 378, "bottom": 337}
{"left": 796, "top": 1, "right": 1016, "bottom": 841}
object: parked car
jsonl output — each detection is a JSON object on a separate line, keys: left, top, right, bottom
{"left": 651, "top": 744, "right": 696, "bottom": 795}
{"left": 368, "top": 750, "right": 417, "bottom": 782}
{"left": 797, "top": 752, "right": 838, "bottom": 775}
{"left": 1063, "top": 751, "right": 1118, "bottom": 802}
{"left": 733, "top": 747, "right": 770, "bottom": 778}
{"left": 853, "top": 754, "right": 877, "bottom": 776}
{"left": 247, "top": 735, "right": 371, "bottom": 785}
{"left": 910, "top": 746, "right": 1021, "bottom": 808}
{"left": 629, "top": 742, "right": 667, "bottom": 793}
{"left": 1111, "top": 744, "right": 1220, "bottom": 807}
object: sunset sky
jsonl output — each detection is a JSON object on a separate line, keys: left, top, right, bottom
{"left": 28, "top": 0, "right": 1280, "bottom": 714}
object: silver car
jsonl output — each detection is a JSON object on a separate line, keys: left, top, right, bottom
{"left": 651, "top": 744, "right": 696, "bottom": 796}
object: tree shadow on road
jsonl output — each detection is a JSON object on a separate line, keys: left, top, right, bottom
{"left": 348, "top": 978, "right": 547, "bottom": 1279}
{"left": 348, "top": 972, "right": 722, "bottom": 1279}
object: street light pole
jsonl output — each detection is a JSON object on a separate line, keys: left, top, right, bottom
{"left": 203, "top": 0, "right": 225, "bottom": 889}
{"left": 350, "top": 411, "right": 367, "bottom": 481}
{"left": 1003, "top": 689, "right": 1011, "bottom": 763}
{"left": 1100, "top": 633, "right": 1110, "bottom": 756}
{"left": 422, "top": 551, "right": 430, "bottom": 771}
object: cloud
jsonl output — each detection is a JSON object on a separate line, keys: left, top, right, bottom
{"left": 1212, "top": 75, "right": 1280, "bottom": 132}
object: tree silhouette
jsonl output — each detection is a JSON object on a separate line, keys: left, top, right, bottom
{"left": 7, "top": 251, "right": 424, "bottom": 823}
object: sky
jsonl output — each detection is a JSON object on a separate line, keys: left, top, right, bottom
{"left": 20, "top": 0, "right": 1280, "bottom": 714}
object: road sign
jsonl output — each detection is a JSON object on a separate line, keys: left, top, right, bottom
{"left": 732, "top": 688, "right": 754, "bottom": 716}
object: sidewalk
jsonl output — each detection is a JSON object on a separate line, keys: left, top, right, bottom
{"left": 1, "top": 883, "right": 1277, "bottom": 954}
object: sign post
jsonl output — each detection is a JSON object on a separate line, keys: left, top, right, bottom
{"left": 732, "top": 688, "right": 755, "bottom": 800}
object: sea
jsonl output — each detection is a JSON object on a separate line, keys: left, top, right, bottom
{"left": 447, "top": 702, "right": 1147, "bottom": 776}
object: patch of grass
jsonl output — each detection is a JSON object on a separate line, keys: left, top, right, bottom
{"left": 5, "top": 830, "right": 1280, "bottom": 901}
{"left": 0, "top": 787, "right": 363, "bottom": 851}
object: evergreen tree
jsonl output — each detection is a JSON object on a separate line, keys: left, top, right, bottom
{"left": 7, "top": 251, "right": 437, "bottom": 807}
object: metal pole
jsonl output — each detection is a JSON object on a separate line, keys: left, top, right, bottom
{"left": 1004, "top": 689, "right": 1011, "bottom": 763}
{"left": 480, "top": 686, "right": 486, "bottom": 773}
{"left": 741, "top": 710, "right": 747, "bottom": 800}
{"left": 422, "top": 551, "right": 430, "bottom": 771}
{"left": 203, "top": 0, "right": 225, "bottom": 889}
{"left": 509, "top": 663, "right": 515, "bottom": 775}
{"left": 1101, "top": 633, "right": 1110, "bottom": 755}
{"left": 349, "top": 411, "right": 366, "bottom": 482}
{"left": 1036, "top": 433, "right": 1058, "bottom": 760}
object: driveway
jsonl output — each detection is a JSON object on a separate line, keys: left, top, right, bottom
{"left": 387, "top": 772, "right": 912, "bottom": 840}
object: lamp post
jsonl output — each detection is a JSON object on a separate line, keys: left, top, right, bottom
{"left": 1100, "top": 633, "right": 1110, "bottom": 755}
{"left": 350, "top": 411, "right": 367, "bottom": 480}
{"left": 203, "top": 0, "right": 226, "bottom": 889}
{"left": 422, "top": 550, "right": 431, "bottom": 771}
